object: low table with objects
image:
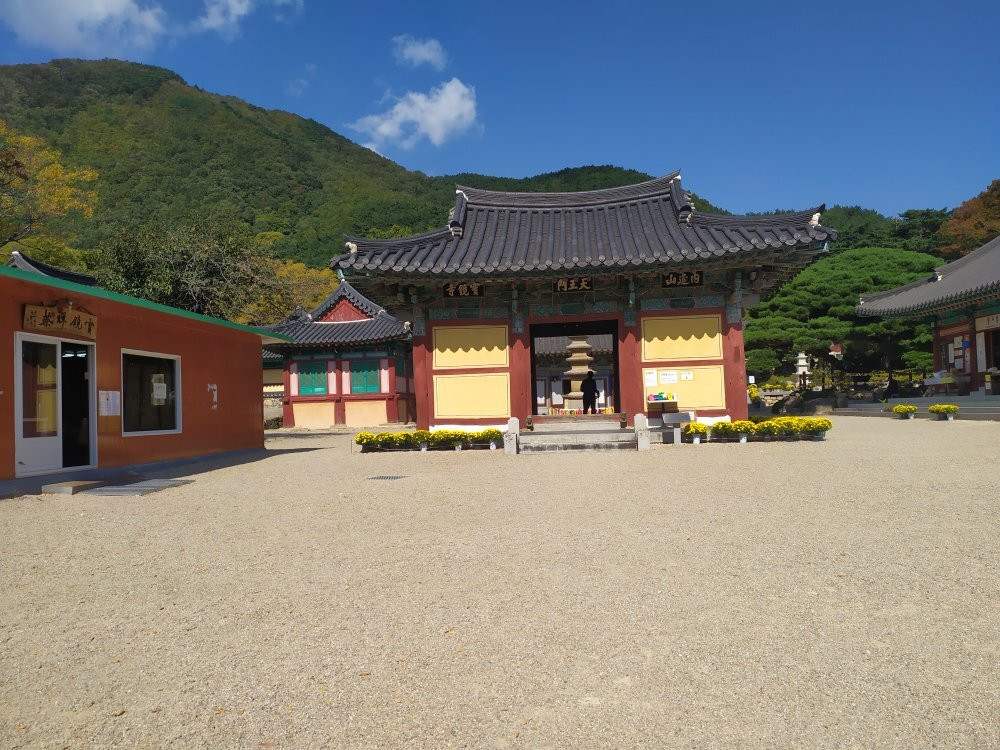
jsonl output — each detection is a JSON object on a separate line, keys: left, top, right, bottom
{"left": 645, "top": 400, "right": 696, "bottom": 444}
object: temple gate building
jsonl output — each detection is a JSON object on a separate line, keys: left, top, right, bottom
{"left": 334, "top": 173, "right": 836, "bottom": 429}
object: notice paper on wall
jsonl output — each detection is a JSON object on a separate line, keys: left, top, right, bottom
{"left": 660, "top": 370, "right": 678, "bottom": 384}
{"left": 644, "top": 370, "right": 657, "bottom": 387}
{"left": 99, "top": 390, "right": 121, "bottom": 417}
{"left": 680, "top": 371, "right": 694, "bottom": 381}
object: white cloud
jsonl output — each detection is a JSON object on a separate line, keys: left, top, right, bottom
{"left": 0, "top": 0, "right": 168, "bottom": 56}
{"left": 192, "top": 0, "right": 253, "bottom": 39}
{"left": 392, "top": 34, "right": 447, "bottom": 71}
{"left": 0, "top": 0, "right": 305, "bottom": 55}
{"left": 352, "top": 78, "right": 477, "bottom": 150}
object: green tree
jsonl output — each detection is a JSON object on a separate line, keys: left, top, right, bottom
{"left": 936, "top": 180, "right": 1000, "bottom": 258}
{"left": 94, "top": 218, "right": 279, "bottom": 320}
{"left": 0, "top": 119, "right": 97, "bottom": 257}
{"left": 744, "top": 247, "right": 940, "bottom": 373}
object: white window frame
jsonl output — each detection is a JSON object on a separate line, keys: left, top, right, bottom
{"left": 121, "top": 348, "right": 182, "bottom": 437}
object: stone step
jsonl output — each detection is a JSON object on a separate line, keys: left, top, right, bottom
{"left": 519, "top": 439, "right": 638, "bottom": 453}
{"left": 528, "top": 423, "right": 632, "bottom": 434}
{"left": 520, "top": 430, "right": 637, "bottom": 444}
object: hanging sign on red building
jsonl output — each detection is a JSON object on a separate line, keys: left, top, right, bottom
{"left": 23, "top": 303, "right": 98, "bottom": 339}
{"left": 443, "top": 281, "right": 484, "bottom": 297}
{"left": 661, "top": 270, "right": 704, "bottom": 288}
{"left": 553, "top": 277, "right": 593, "bottom": 292}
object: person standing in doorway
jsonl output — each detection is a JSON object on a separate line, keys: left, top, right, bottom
{"left": 582, "top": 371, "right": 600, "bottom": 414}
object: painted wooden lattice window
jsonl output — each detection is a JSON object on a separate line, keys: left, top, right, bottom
{"left": 350, "top": 359, "right": 380, "bottom": 394}
{"left": 298, "top": 361, "right": 328, "bottom": 396}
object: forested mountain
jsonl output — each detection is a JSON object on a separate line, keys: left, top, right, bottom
{"left": 3, "top": 59, "right": 994, "bottom": 373}
{"left": 0, "top": 59, "right": 721, "bottom": 267}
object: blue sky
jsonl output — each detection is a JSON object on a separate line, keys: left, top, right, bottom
{"left": 1, "top": 0, "right": 998, "bottom": 216}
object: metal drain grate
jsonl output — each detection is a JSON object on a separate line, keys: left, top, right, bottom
{"left": 367, "top": 475, "right": 407, "bottom": 481}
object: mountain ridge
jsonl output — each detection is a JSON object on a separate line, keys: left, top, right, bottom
{"left": 0, "top": 58, "right": 725, "bottom": 266}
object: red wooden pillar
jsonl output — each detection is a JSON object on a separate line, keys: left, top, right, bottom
{"left": 282, "top": 359, "right": 295, "bottom": 427}
{"left": 618, "top": 318, "right": 643, "bottom": 425}
{"left": 412, "top": 334, "right": 432, "bottom": 430}
{"left": 509, "top": 327, "right": 532, "bottom": 424}
{"left": 385, "top": 355, "right": 399, "bottom": 423}
{"left": 724, "top": 320, "right": 749, "bottom": 420}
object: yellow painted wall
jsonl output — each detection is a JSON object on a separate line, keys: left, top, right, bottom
{"left": 344, "top": 400, "right": 389, "bottom": 427}
{"left": 433, "top": 325, "right": 509, "bottom": 369}
{"left": 642, "top": 365, "right": 726, "bottom": 410}
{"left": 292, "top": 401, "right": 335, "bottom": 429}
{"left": 433, "top": 373, "right": 511, "bottom": 419}
{"left": 641, "top": 314, "right": 722, "bottom": 362}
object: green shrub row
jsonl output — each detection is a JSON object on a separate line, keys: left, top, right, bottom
{"left": 355, "top": 429, "right": 503, "bottom": 450}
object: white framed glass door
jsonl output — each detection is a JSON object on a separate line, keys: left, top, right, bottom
{"left": 14, "top": 333, "right": 96, "bottom": 477}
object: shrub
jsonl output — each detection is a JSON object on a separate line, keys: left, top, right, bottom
{"left": 375, "top": 432, "right": 411, "bottom": 449}
{"left": 892, "top": 404, "right": 918, "bottom": 415}
{"left": 412, "top": 430, "right": 432, "bottom": 445}
{"left": 710, "top": 421, "right": 736, "bottom": 438}
{"left": 354, "top": 431, "right": 377, "bottom": 447}
{"left": 754, "top": 420, "right": 780, "bottom": 437}
{"left": 683, "top": 422, "right": 709, "bottom": 437}
{"left": 474, "top": 428, "right": 503, "bottom": 443}
{"left": 730, "top": 420, "right": 756, "bottom": 435}
{"left": 769, "top": 416, "right": 803, "bottom": 435}
{"left": 747, "top": 383, "right": 761, "bottom": 405}
{"left": 928, "top": 403, "right": 959, "bottom": 415}
{"left": 429, "top": 430, "right": 468, "bottom": 448}
{"left": 801, "top": 417, "right": 833, "bottom": 434}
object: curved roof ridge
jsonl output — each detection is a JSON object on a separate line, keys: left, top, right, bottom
{"left": 307, "top": 278, "right": 386, "bottom": 320}
{"left": 691, "top": 206, "right": 825, "bottom": 226}
{"left": 456, "top": 170, "right": 681, "bottom": 208}
{"left": 345, "top": 226, "right": 454, "bottom": 251}
{"left": 933, "top": 233, "right": 1000, "bottom": 276}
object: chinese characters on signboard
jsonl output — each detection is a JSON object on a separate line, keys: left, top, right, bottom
{"left": 553, "top": 277, "right": 593, "bottom": 292}
{"left": 23, "top": 304, "right": 98, "bottom": 339}
{"left": 661, "top": 270, "right": 704, "bottom": 288}
{"left": 443, "top": 282, "right": 483, "bottom": 297}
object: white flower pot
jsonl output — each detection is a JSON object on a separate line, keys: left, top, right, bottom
{"left": 420, "top": 442, "right": 429, "bottom": 452}
{"left": 489, "top": 441, "right": 497, "bottom": 450}
{"left": 454, "top": 444, "right": 463, "bottom": 451}
{"left": 946, "top": 414, "right": 955, "bottom": 421}
{"left": 738, "top": 434, "right": 748, "bottom": 444}
{"left": 692, "top": 435, "right": 702, "bottom": 444}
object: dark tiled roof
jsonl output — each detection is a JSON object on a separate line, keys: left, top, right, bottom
{"left": 5, "top": 250, "right": 97, "bottom": 285}
{"left": 305, "top": 279, "right": 386, "bottom": 320}
{"left": 264, "top": 279, "right": 409, "bottom": 349}
{"left": 858, "top": 234, "right": 1000, "bottom": 317}
{"left": 533, "top": 334, "right": 614, "bottom": 355}
{"left": 335, "top": 173, "right": 836, "bottom": 278}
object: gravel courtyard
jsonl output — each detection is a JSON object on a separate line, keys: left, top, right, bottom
{"left": 1, "top": 417, "right": 997, "bottom": 749}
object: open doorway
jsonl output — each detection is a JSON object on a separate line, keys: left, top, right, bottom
{"left": 15, "top": 334, "right": 95, "bottom": 476}
{"left": 529, "top": 320, "right": 619, "bottom": 415}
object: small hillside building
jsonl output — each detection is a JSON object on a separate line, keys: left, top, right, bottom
{"left": 858, "top": 233, "right": 1000, "bottom": 395}
{"left": 264, "top": 281, "right": 414, "bottom": 428}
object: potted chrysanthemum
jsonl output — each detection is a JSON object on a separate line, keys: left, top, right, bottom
{"left": 891, "top": 404, "right": 918, "bottom": 419}
{"left": 928, "top": 403, "right": 959, "bottom": 421}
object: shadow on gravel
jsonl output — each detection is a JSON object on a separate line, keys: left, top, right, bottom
{"left": 0, "top": 446, "right": 325, "bottom": 500}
